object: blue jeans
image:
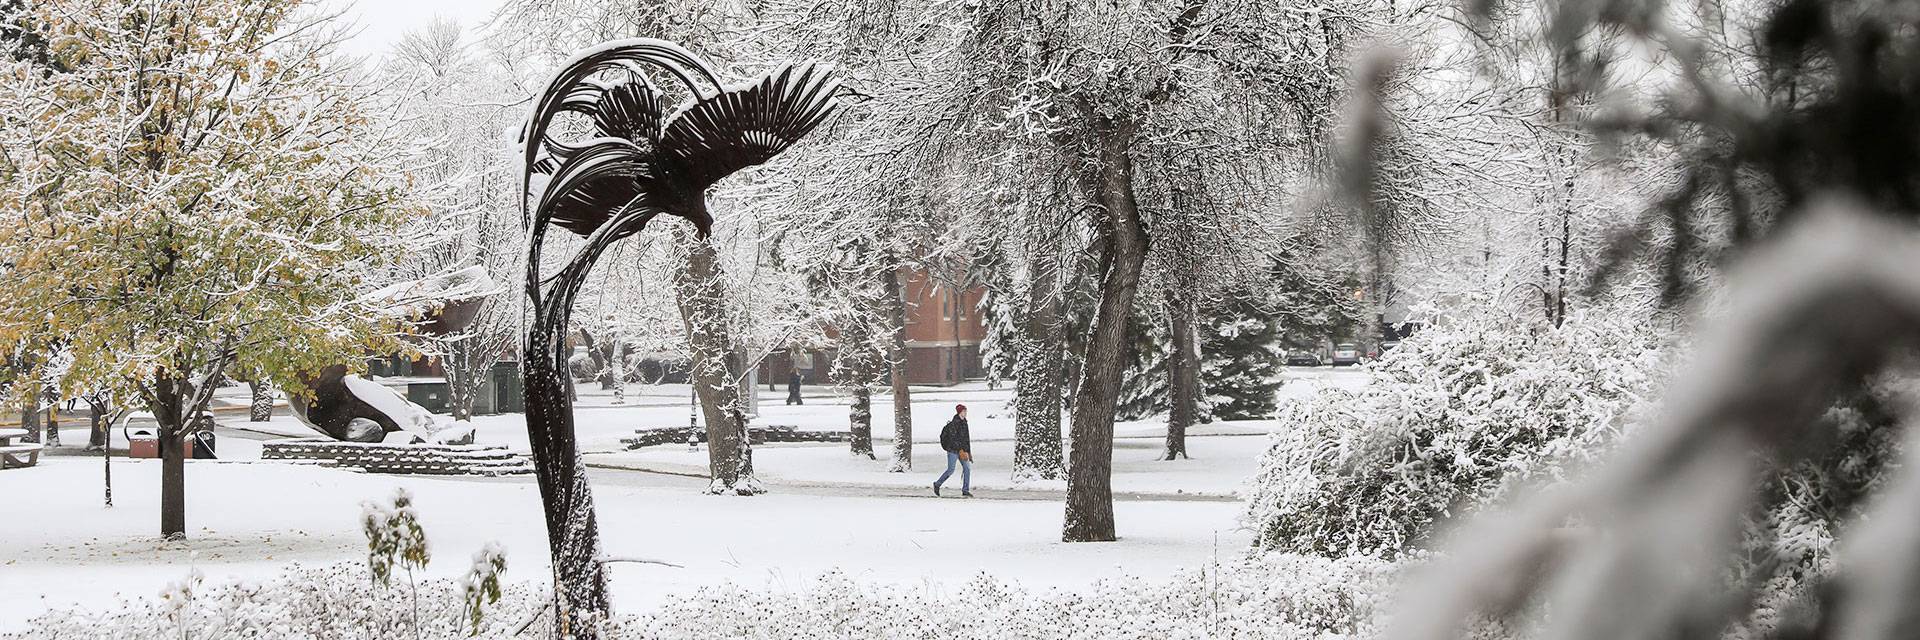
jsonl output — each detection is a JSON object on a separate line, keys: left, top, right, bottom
{"left": 935, "top": 450, "right": 970, "bottom": 492}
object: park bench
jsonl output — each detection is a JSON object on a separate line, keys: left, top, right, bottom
{"left": 0, "top": 428, "right": 43, "bottom": 470}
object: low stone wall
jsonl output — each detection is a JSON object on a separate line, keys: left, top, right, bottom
{"left": 261, "top": 438, "right": 533, "bottom": 476}
{"left": 622, "top": 425, "right": 850, "bottom": 450}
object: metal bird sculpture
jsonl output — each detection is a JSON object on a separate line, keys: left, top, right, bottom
{"left": 515, "top": 38, "right": 839, "bottom": 636}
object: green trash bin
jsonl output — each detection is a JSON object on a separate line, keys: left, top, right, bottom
{"left": 491, "top": 362, "right": 524, "bottom": 414}
{"left": 405, "top": 381, "right": 450, "bottom": 414}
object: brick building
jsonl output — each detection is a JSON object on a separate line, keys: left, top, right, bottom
{"left": 760, "top": 266, "right": 986, "bottom": 387}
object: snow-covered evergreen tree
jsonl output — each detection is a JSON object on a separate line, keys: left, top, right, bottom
{"left": 1116, "top": 295, "right": 1283, "bottom": 423}
{"left": 1115, "top": 318, "right": 1179, "bottom": 422}
{"left": 1203, "top": 299, "right": 1283, "bottom": 421}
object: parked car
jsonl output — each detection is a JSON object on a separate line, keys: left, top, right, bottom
{"left": 1379, "top": 339, "right": 1401, "bottom": 353}
{"left": 1331, "top": 343, "right": 1362, "bottom": 366}
{"left": 1285, "top": 350, "right": 1323, "bottom": 367}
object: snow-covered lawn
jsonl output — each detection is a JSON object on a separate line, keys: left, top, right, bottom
{"left": 0, "top": 368, "right": 1361, "bottom": 632}
{"left": 0, "top": 457, "right": 1243, "bottom": 632}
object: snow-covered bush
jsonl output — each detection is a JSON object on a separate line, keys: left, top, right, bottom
{"left": 362, "top": 488, "right": 431, "bottom": 589}
{"left": 1243, "top": 309, "right": 1671, "bottom": 557}
{"left": 11, "top": 563, "right": 546, "bottom": 639}
{"left": 458, "top": 543, "right": 510, "bottom": 636}
{"left": 637, "top": 553, "right": 1399, "bottom": 639}
{"left": 13, "top": 554, "right": 1399, "bottom": 639}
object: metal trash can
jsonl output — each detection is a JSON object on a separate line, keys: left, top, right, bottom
{"left": 190, "top": 431, "right": 216, "bottom": 459}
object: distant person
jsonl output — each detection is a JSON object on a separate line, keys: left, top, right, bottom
{"left": 786, "top": 365, "right": 804, "bottom": 405}
{"left": 933, "top": 404, "right": 972, "bottom": 497}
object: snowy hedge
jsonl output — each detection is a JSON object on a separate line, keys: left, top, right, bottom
{"left": 11, "top": 554, "right": 1399, "bottom": 639}
{"left": 637, "top": 553, "right": 1399, "bottom": 639}
{"left": 12, "top": 563, "right": 546, "bottom": 640}
{"left": 1242, "top": 310, "right": 1671, "bottom": 557}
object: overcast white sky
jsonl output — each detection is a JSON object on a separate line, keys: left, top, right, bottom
{"left": 328, "top": 0, "right": 511, "bottom": 59}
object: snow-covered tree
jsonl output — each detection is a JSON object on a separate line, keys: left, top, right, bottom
{"left": 920, "top": 0, "right": 1381, "bottom": 541}
{"left": 745, "top": 0, "right": 967, "bottom": 475}
{"left": 0, "top": 0, "right": 418, "bottom": 539}
{"left": 1201, "top": 299, "right": 1284, "bottom": 421}
{"left": 370, "top": 19, "right": 533, "bottom": 423}
{"left": 1116, "top": 294, "right": 1284, "bottom": 428}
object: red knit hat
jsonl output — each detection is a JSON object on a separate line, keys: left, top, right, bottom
{"left": 956, "top": 404, "right": 967, "bottom": 413}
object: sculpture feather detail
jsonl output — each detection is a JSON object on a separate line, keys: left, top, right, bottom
{"left": 521, "top": 39, "right": 841, "bottom": 241}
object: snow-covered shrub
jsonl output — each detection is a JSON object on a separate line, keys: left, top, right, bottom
{"left": 637, "top": 553, "right": 1400, "bottom": 639}
{"left": 362, "top": 488, "right": 431, "bottom": 588}
{"left": 11, "top": 563, "right": 545, "bottom": 639}
{"left": 1243, "top": 309, "right": 1671, "bottom": 557}
{"left": 458, "top": 543, "right": 510, "bottom": 636}
{"left": 15, "top": 554, "right": 1400, "bottom": 639}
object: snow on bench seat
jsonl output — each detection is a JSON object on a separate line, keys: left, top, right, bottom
{"left": 0, "top": 442, "right": 43, "bottom": 469}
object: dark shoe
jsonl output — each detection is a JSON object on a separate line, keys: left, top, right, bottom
{"left": 933, "top": 483, "right": 941, "bottom": 497}
{"left": 962, "top": 491, "right": 974, "bottom": 498}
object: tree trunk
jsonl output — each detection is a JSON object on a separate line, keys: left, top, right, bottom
{"left": 20, "top": 392, "right": 39, "bottom": 444}
{"left": 86, "top": 400, "right": 108, "bottom": 450}
{"left": 885, "top": 266, "right": 914, "bottom": 472}
{"left": 44, "top": 402, "right": 57, "bottom": 447}
{"left": 1064, "top": 129, "right": 1149, "bottom": 543}
{"left": 447, "top": 363, "right": 476, "bottom": 422}
{"left": 443, "top": 322, "right": 507, "bottom": 422}
{"left": 1012, "top": 250, "right": 1066, "bottom": 481}
{"left": 1058, "top": 231, "right": 1109, "bottom": 414}
{"left": 248, "top": 381, "right": 273, "bottom": 422}
{"left": 1164, "top": 293, "right": 1197, "bottom": 461}
{"left": 151, "top": 375, "right": 189, "bottom": 540}
{"left": 673, "top": 231, "right": 760, "bottom": 495}
{"left": 849, "top": 385, "right": 875, "bottom": 459}
{"left": 598, "top": 333, "right": 621, "bottom": 391}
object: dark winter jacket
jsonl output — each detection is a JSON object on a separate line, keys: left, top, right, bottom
{"left": 940, "top": 416, "right": 970, "bottom": 452}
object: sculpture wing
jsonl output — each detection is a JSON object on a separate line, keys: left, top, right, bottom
{"left": 520, "top": 39, "right": 723, "bottom": 230}
{"left": 593, "top": 79, "right": 668, "bottom": 143}
{"left": 532, "top": 76, "right": 667, "bottom": 166}
{"left": 530, "top": 139, "right": 667, "bottom": 240}
{"left": 659, "top": 62, "right": 841, "bottom": 190}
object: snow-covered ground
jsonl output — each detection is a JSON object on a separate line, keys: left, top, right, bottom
{"left": 0, "top": 367, "right": 1363, "bottom": 631}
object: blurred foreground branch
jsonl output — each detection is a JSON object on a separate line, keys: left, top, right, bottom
{"left": 1392, "top": 199, "right": 1920, "bottom": 639}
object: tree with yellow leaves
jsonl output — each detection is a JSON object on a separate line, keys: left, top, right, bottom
{"left": 0, "top": 0, "right": 419, "bottom": 539}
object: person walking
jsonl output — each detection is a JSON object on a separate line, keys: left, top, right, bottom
{"left": 786, "top": 365, "right": 804, "bottom": 405}
{"left": 933, "top": 404, "right": 972, "bottom": 497}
